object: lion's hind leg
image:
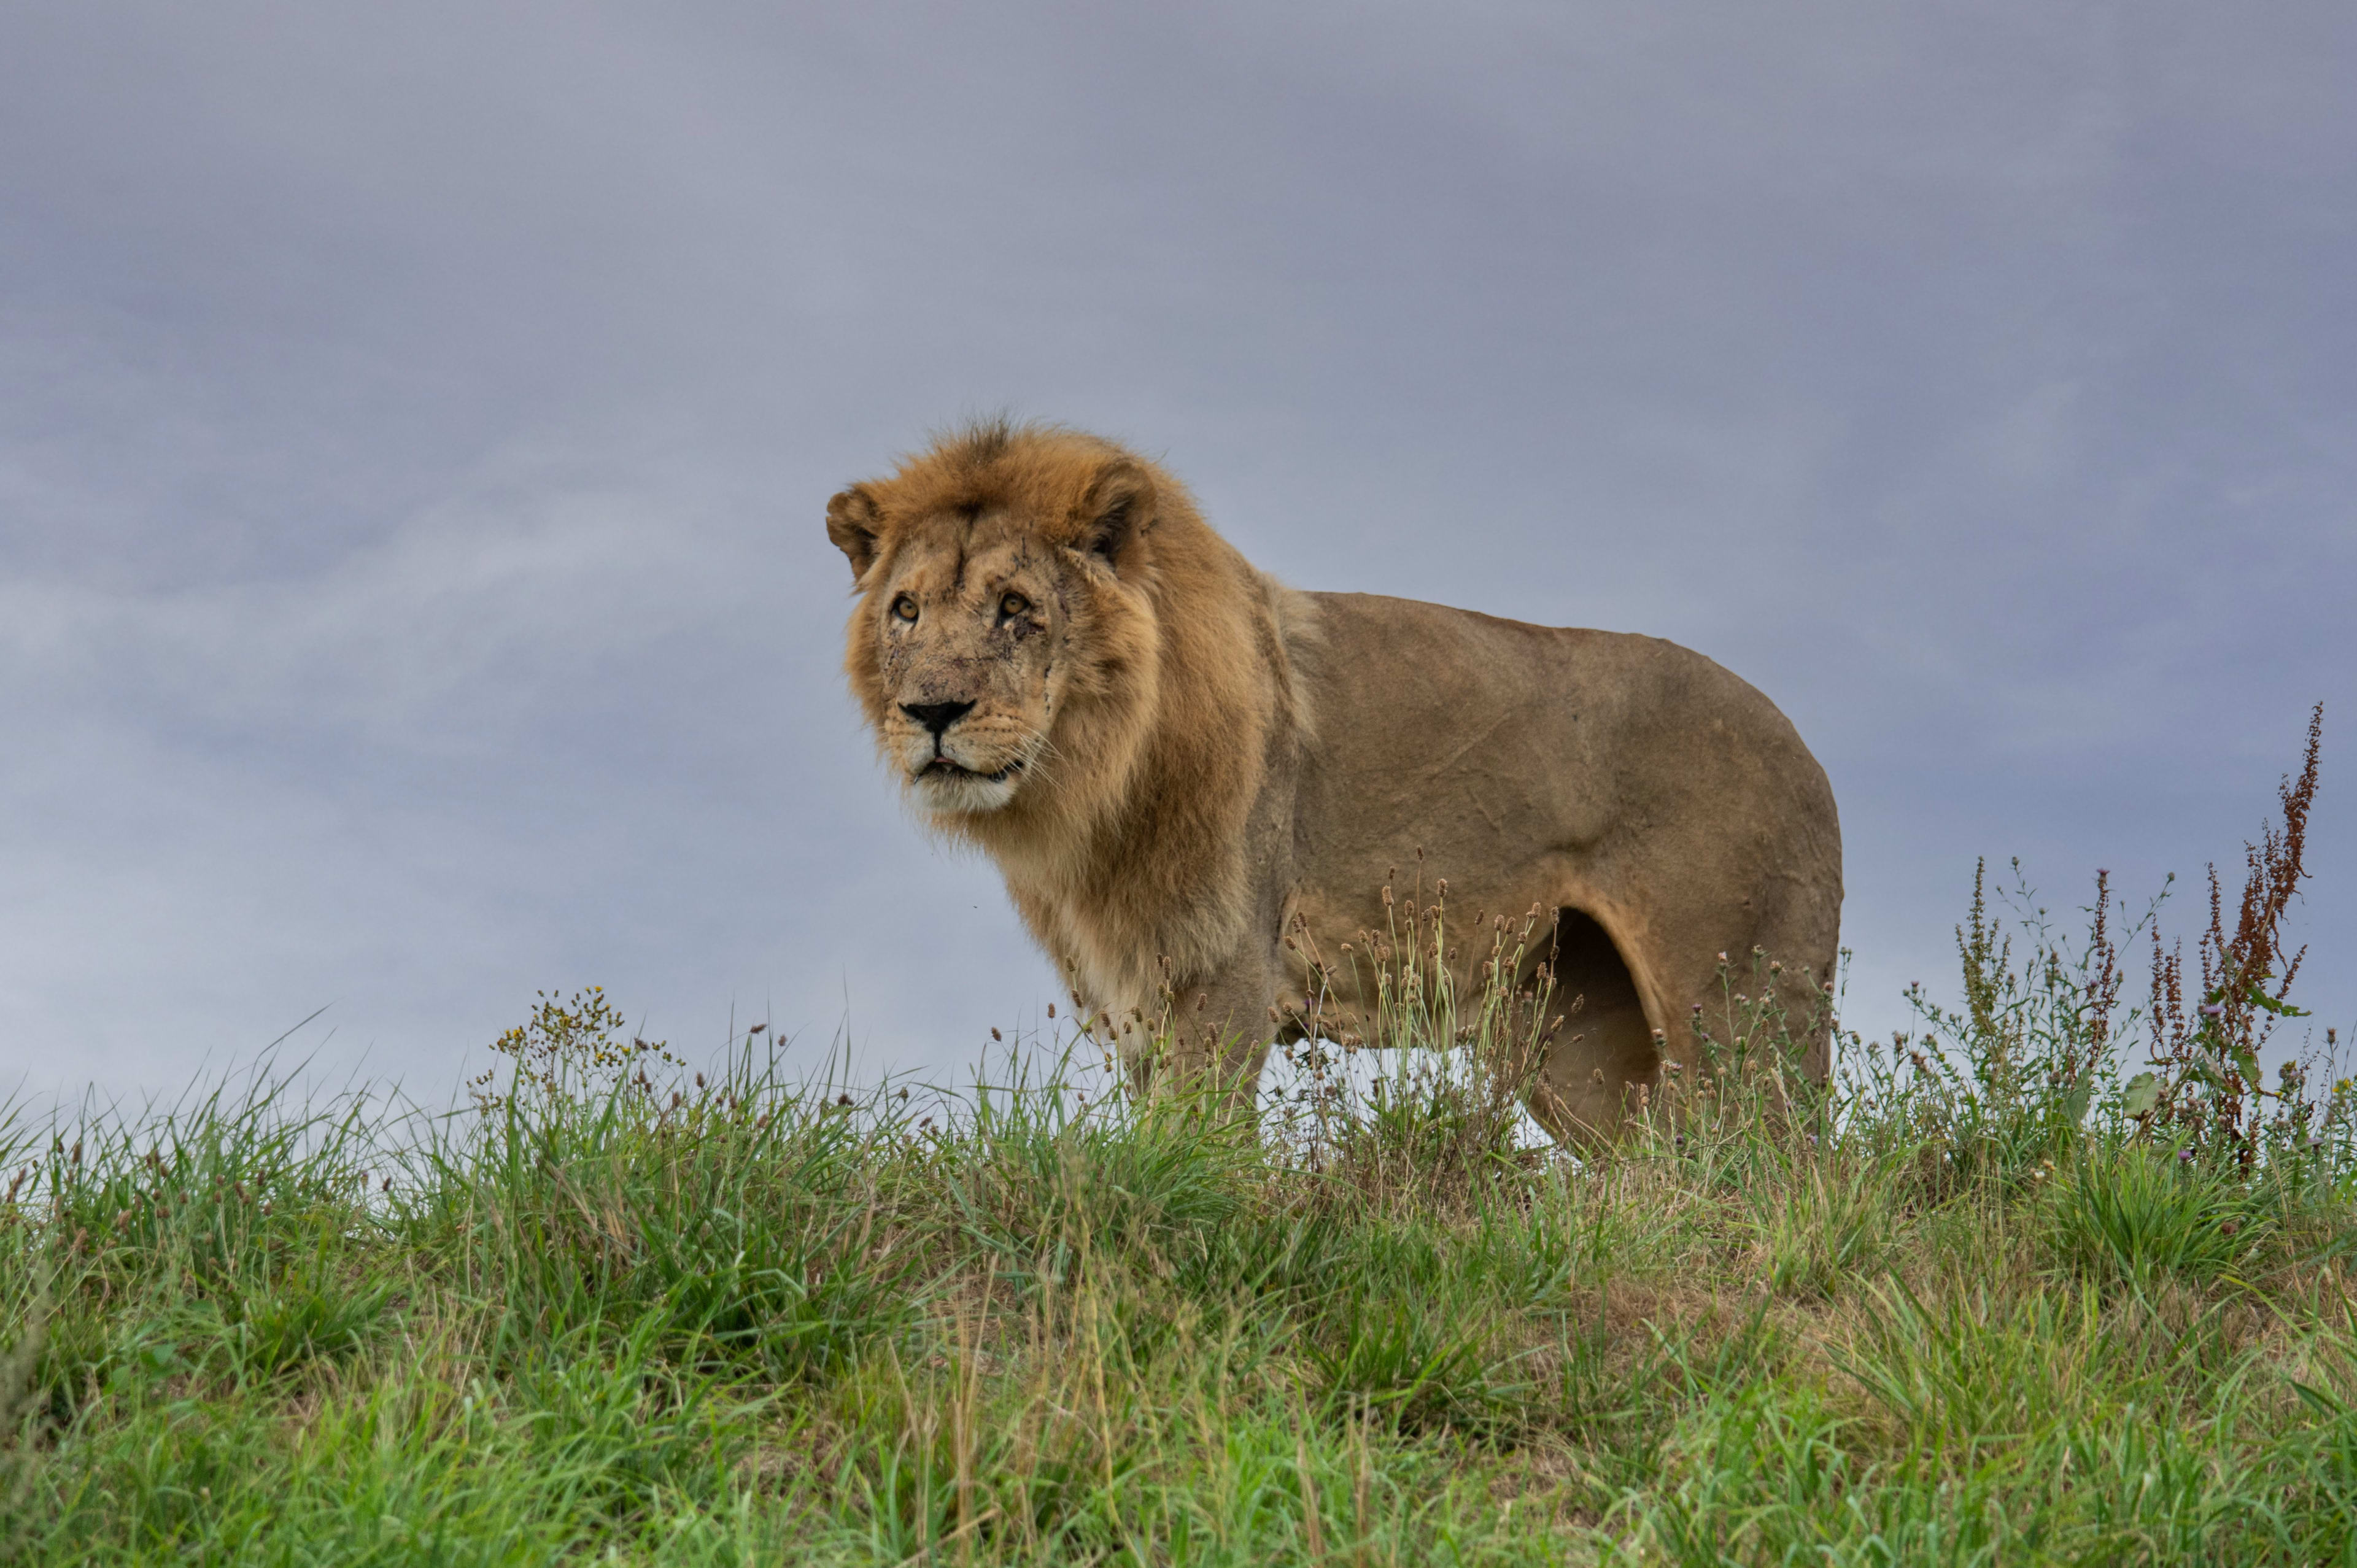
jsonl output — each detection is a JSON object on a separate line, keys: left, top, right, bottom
{"left": 1522, "top": 907, "right": 1662, "bottom": 1143}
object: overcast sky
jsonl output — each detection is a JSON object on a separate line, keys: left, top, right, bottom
{"left": 3, "top": 1, "right": 2351, "bottom": 1108}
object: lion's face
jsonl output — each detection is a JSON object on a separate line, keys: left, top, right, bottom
{"left": 861, "top": 519, "right": 1068, "bottom": 814}
{"left": 827, "top": 426, "right": 1160, "bottom": 825}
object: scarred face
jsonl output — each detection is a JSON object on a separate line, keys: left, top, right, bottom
{"left": 826, "top": 430, "right": 1159, "bottom": 828}
{"left": 862, "top": 515, "right": 1066, "bottom": 815}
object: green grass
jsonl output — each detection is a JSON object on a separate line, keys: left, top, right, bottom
{"left": 4, "top": 1008, "right": 2355, "bottom": 1567}
{"left": 7, "top": 793, "right": 2357, "bottom": 1566}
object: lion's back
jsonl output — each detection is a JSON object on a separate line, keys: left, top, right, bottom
{"left": 1291, "top": 590, "right": 1840, "bottom": 937}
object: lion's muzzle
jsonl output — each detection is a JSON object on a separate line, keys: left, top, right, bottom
{"left": 889, "top": 698, "right": 1037, "bottom": 813}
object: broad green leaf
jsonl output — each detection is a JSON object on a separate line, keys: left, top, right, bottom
{"left": 2061, "top": 1070, "right": 2097, "bottom": 1126}
{"left": 2247, "top": 986, "right": 2310, "bottom": 1018}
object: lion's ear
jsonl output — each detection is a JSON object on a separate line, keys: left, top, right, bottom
{"left": 1078, "top": 461, "right": 1155, "bottom": 575}
{"left": 825, "top": 485, "right": 884, "bottom": 581}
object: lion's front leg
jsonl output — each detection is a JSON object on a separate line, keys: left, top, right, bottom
{"left": 1118, "top": 957, "right": 1278, "bottom": 1114}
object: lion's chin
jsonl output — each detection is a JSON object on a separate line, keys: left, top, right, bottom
{"left": 909, "top": 755, "right": 1027, "bottom": 815}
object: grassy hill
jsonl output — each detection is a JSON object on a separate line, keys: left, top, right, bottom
{"left": 4, "top": 722, "right": 2351, "bottom": 1565}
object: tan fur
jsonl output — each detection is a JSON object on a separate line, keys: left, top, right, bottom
{"left": 827, "top": 421, "right": 1843, "bottom": 1138}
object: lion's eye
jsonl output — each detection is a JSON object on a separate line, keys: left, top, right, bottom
{"left": 999, "top": 593, "right": 1030, "bottom": 620}
{"left": 891, "top": 595, "right": 919, "bottom": 623}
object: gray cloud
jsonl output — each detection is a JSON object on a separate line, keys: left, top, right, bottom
{"left": 2, "top": 0, "right": 2350, "bottom": 1103}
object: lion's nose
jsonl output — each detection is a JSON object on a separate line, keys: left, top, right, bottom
{"left": 901, "top": 700, "right": 975, "bottom": 739}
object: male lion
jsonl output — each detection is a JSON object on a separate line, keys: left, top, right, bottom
{"left": 826, "top": 422, "right": 1842, "bottom": 1138}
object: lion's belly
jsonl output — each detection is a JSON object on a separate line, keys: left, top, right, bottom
{"left": 1277, "top": 861, "right": 1582, "bottom": 1014}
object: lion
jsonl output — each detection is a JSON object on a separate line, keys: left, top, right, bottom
{"left": 826, "top": 421, "right": 1842, "bottom": 1138}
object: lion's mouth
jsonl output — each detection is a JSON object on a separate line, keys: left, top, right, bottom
{"left": 918, "top": 755, "right": 1026, "bottom": 786}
